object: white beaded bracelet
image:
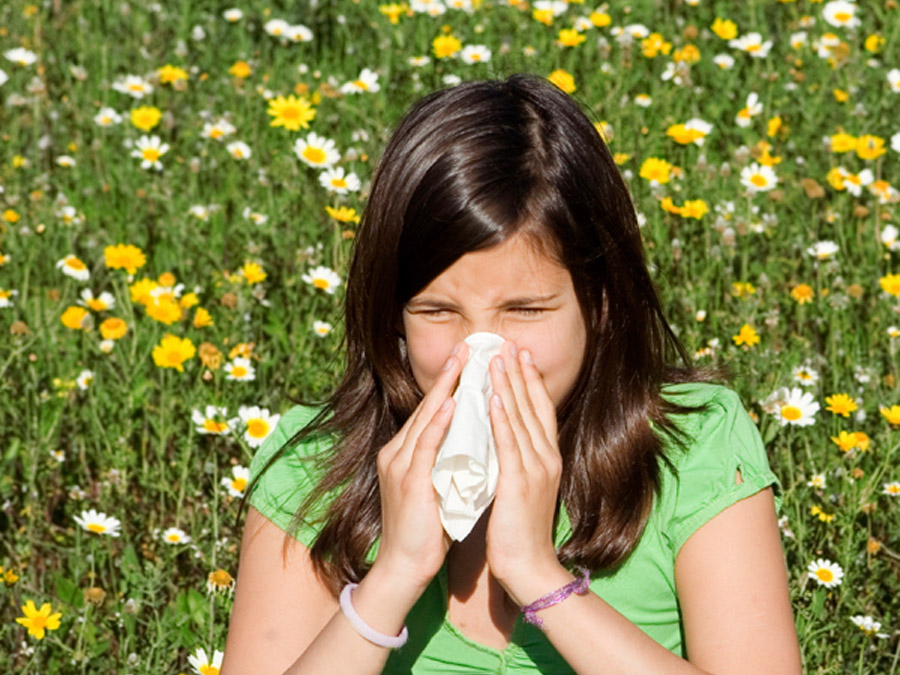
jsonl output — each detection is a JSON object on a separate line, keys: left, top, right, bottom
{"left": 339, "top": 583, "right": 409, "bottom": 649}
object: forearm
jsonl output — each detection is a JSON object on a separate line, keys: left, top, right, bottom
{"left": 282, "top": 564, "right": 426, "bottom": 675}
{"left": 503, "top": 563, "right": 708, "bottom": 675}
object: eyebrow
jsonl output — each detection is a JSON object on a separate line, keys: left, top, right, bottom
{"left": 405, "top": 292, "right": 562, "bottom": 310}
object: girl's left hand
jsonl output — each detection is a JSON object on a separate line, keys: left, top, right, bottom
{"left": 485, "top": 340, "right": 564, "bottom": 591}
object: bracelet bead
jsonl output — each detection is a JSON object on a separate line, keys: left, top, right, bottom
{"left": 520, "top": 566, "right": 591, "bottom": 630}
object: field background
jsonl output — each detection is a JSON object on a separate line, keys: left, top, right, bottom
{"left": 1, "top": 0, "right": 899, "bottom": 672}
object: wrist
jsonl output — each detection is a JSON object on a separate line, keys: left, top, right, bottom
{"left": 496, "top": 559, "right": 575, "bottom": 607}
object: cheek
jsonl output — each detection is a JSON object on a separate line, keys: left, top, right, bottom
{"left": 516, "top": 321, "right": 586, "bottom": 405}
{"left": 404, "top": 323, "right": 458, "bottom": 393}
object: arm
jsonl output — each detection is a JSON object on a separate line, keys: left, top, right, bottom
{"left": 499, "top": 488, "right": 801, "bottom": 674}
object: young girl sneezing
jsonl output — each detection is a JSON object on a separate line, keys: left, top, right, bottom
{"left": 222, "top": 74, "right": 802, "bottom": 674}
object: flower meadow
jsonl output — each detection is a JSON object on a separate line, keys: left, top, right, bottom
{"left": 1, "top": 0, "right": 900, "bottom": 671}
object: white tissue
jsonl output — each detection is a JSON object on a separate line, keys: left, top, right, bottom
{"left": 432, "top": 332, "right": 505, "bottom": 541}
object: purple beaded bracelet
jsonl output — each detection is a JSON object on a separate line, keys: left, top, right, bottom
{"left": 521, "top": 566, "right": 591, "bottom": 630}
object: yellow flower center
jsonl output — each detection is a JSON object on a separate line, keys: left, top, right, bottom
{"left": 750, "top": 174, "right": 767, "bottom": 187}
{"left": 128, "top": 83, "right": 145, "bottom": 91}
{"left": 781, "top": 406, "right": 802, "bottom": 421}
{"left": 30, "top": 615, "right": 48, "bottom": 629}
{"left": 231, "top": 477, "right": 248, "bottom": 492}
{"left": 303, "top": 147, "right": 326, "bottom": 164}
{"left": 166, "top": 350, "right": 183, "bottom": 365}
{"left": 747, "top": 43, "right": 760, "bottom": 52}
{"left": 203, "top": 420, "right": 227, "bottom": 433}
{"left": 835, "top": 12, "right": 851, "bottom": 22}
{"left": 67, "top": 258, "right": 86, "bottom": 270}
{"left": 888, "top": 485, "right": 900, "bottom": 494}
{"left": 331, "top": 178, "right": 347, "bottom": 189}
{"left": 88, "top": 299, "right": 106, "bottom": 311}
{"left": 142, "top": 148, "right": 161, "bottom": 162}
{"left": 816, "top": 569, "right": 834, "bottom": 582}
{"left": 167, "top": 533, "right": 181, "bottom": 542}
{"left": 313, "top": 278, "right": 330, "bottom": 289}
{"left": 231, "top": 366, "right": 248, "bottom": 378}
{"left": 209, "top": 569, "right": 233, "bottom": 587}
{"left": 210, "top": 129, "right": 223, "bottom": 139}
{"left": 200, "top": 666, "right": 219, "bottom": 675}
{"left": 280, "top": 105, "right": 300, "bottom": 120}
{"left": 353, "top": 79, "right": 368, "bottom": 90}
{"left": 247, "top": 419, "right": 269, "bottom": 438}
{"left": 87, "top": 523, "right": 107, "bottom": 533}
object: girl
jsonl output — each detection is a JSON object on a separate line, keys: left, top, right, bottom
{"left": 223, "top": 74, "right": 801, "bottom": 674}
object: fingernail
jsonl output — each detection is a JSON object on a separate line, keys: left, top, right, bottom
{"left": 492, "top": 393, "right": 503, "bottom": 409}
{"left": 521, "top": 349, "right": 533, "bottom": 365}
{"left": 495, "top": 356, "right": 506, "bottom": 372}
{"left": 442, "top": 355, "right": 455, "bottom": 371}
{"left": 508, "top": 342, "right": 518, "bottom": 357}
{"left": 441, "top": 398, "right": 452, "bottom": 412}
{"left": 451, "top": 343, "right": 461, "bottom": 357}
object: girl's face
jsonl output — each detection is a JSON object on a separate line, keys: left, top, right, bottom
{"left": 402, "top": 234, "right": 588, "bottom": 408}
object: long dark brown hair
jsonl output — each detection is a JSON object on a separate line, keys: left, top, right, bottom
{"left": 244, "top": 73, "right": 710, "bottom": 597}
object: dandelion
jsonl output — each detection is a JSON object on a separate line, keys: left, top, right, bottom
{"left": 226, "top": 141, "right": 251, "bottom": 160}
{"left": 807, "top": 559, "right": 843, "bottom": 588}
{"left": 207, "top": 569, "right": 236, "bottom": 595}
{"left": 161, "top": 527, "right": 191, "bottom": 544}
{"left": 825, "top": 393, "right": 858, "bottom": 417}
{"left": 105, "top": 244, "right": 146, "bottom": 274}
{"left": 740, "top": 163, "right": 778, "bottom": 193}
{"left": 56, "top": 254, "right": 91, "bottom": 281}
{"left": 224, "top": 357, "right": 256, "bottom": 382}
{"left": 639, "top": 157, "right": 672, "bottom": 185}
{"left": 267, "top": 94, "right": 316, "bottom": 131}
{"left": 318, "top": 167, "right": 361, "bottom": 194}
{"left": 158, "top": 64, "right": 188, "bottom": 85}
{"left": 192, "top": 406, "right": 230, "bottom": 435}
{"left": 769, "top": 387, "right": 820, "bottom": 427}
{"left": 130, "top": 105, "right": 162, "bottom": 131}
{"left": 547, "top": 69, "right": 575, "bottom": 94}
{"left": 302, "top": 265, "right": 342, "bottom": 294}
{"left": 791, "top": 284, "right": 814, "bottom": 304}
{"left": 61, "top": 306, "right": 92, "bottom": 330}
{"left": 879, "top": 274, "right": 900, "bottom": 297}
{"left": 100, "top": 317, "right": 128, "bottom": 340}
{"left": 807, "top": 241, "right": 839, "bottom": 260}
{"left": 559, "top": 29, "right": 586, "bottom": 47}
{"left": 313, "top": 320, "right": 333, "bottom": 337}
{"left": 94, "top": 107, "right": 122, "bottom": 126}
{"left": 732, "top": 324, "right": 760, "bottom": 348}
{"left": 231, "top": 406, "right": 280, "bottom": 448}
{"left": 880, "top": 405, "right": 900, "bottom": 425}
{"left": 326, "top": 205, "right": 361, "bottom": 224}
{"left": 294, "top": 132, "right": 340, "bottom": 168}
{"left": 856, "top": 135, "right": 886, "bottom": 160}
{"left": 460, "top": 45, "right": 492, "bottom": 64}
{"left": 883, "top": 481, "right": 900, "bottom": 496}
{"left": 131, "top": 135, "right": 170, "bottom": 171}
{"left": 229, "top": 60, "right": 252, "bottom": 78}
{"left": 188, "top": 647, "right": 224, "bottom": 675}
{"left": 152, "top": 334, "right": 196, "bottom": 372}
{"left": 433, "top": 34, "right": 462, "bottom": 58}
{"left": 340, "top": 68, "right": 380, "bottom": 94}
{"left": 74, "top": 509, "right": 122, "bottom": 537}
{"left": 221, "top": 466, "right": 250, "bottom": 498}
{"left": 15, "top": 601, "right": 62, "bottom": 640}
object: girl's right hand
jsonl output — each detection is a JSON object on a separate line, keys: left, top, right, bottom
{"left": 372, "top": 342, "right": 468, "bottom": 590}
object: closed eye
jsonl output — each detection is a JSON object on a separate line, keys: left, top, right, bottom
{"left": 510, "top": 307, "right": 546, "bottom": 316}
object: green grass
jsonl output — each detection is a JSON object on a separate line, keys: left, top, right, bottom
{"left": 1, "top": 0, "right": 899, "bottom": 671}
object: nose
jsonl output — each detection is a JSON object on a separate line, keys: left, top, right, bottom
{"left": 457, "top": 315, "right": 515, "bottom": 341}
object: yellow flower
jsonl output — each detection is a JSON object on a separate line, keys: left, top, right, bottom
{"left": 158, "top": 64, "right": 188, "bottom": 84}
{"left": 831, "top": 430, "right": 858, "bottom": 452}
{"left": 856, "top": 135, "right": 886, "bottom": 160}
{"left": 791, "top": 283, "right": 814, "bottom": 304}
{"left": 229, "top": 60, "right": 252, "bottom": 78}
{"left": 830, "top": 132, "right": 857, "bottom": 153}
{"left": 105, "top": 244, "right": 146, "bottom": 275}
{"left": 547, "top": 69, "right": 575, "bottom": 94}
{"left": 853, "top": 432, "right": 870, "bottom": 452}
{"left": 832, "top": 88, "right": 849, "bottom": 102}
{"left": 731, "top": 282, "right": 756, "bottom": 298}
{"left": 100, "top": 317, "right": 128, "bottom": 340}
{"left": 589, "top": 11, "right": 611, "bottom": 26}
{"left": 3, "top": 209, "right": 20, "bottom": 223}
{"left": 673, "top": 45, "right": 701, "bottom": 64}
{"left": 639, "top": 157, "right": 672, "bottom": 184}
{"left": 533, "top": 8, "right": 555, "bottom": 25}
{"left": 146, "top": 298, "right": 182, "bottom": 324}
{"left": 613, "top": 153, "right": 630, "bottom": 165}
{"left": 864, "top": 34, "right": 884, "bottom": 53}
{"left": 732, "top": 324, "right": 760, "bottom": 347}
{"left": 152, "top": 334, "right": 196, "bottom": 372}
{"left": 4, "top": 568, "right": 19, "bottom": 585}
{"left": 130, "top": 106, "right": 162, "bottom": 132}
{"left": 379, "top": 3, "right": 408, "bottom": 24}
{"left": 433, "top": 34, "right": 462, "bottom": 58}
{"left": 825, "top": 393, "right": 857, "bottom": 418}
{"left": 325, "top": 205, "right": 361, "bottom": 223}
{"left": 767, "top": 116, "right": 783, "bottom": 138}
{"left": 711, "top": 18, "right": 737, "bottom": 40}
{"left": 880, "top": 274, "right": 900, "bottom": 297}
{"left": 809, "top": 505, "right": 835, "bottom": 523}
{"left": 879, "top": 405, "right": 900, "bottom": 425}
{"left": 680, "top": 199, "right": 708, "bottom": 220}
{"left": 129, "top": 278, "right": 158, "bottom": 305}
{"left": 641, "top": 33, "right": 672, "bottom": 58}
{"left": 16, "top": 601, "right": 62, "bottom": 640}
{"left": 179, "top": 292, "right": 199, "bottom": 309}
{"left": 558, "top": 29, "right": 586, "bottom": 47}
{"left": 61, "top": 306, "right": 91, "bottom": 330}
{"left": 193, "top": 307, "right": 214, "bottom": 328}
{"left": 241, "top": 261, "right": 267, "bottom": 284}
{"left": 267, "top": 95, "right": 316, "bottom": 131}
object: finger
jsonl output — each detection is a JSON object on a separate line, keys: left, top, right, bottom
{"left": 407, "top": 397, "right": 456, "bottom": 477}
{"left": 490, "top": 354, "right": 540, "bottom": 470}
{"left": 499, "top": 341, "right": 546, "bottom": 448}
{"left": 488, "top": 390, "right": 524, "bottom": 474}
{"left": 517, "top": 348, "right": 558, "bottom": 454}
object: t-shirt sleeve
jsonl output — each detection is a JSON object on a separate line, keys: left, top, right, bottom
{"left": 665, "top": 386, "right": 782, "bottom": 556}
{"left": 247, "top": 404, "right": 332, "bottom": 548}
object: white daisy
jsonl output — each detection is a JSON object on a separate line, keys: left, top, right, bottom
{"left": 822, "top": 1, "right": 861, "bottom": 29}
{"left": 221, "top": 465, "right": 250, "bottom": 498}
{"left": 201, "top": 119, "right": 236, "bottom": 141}
{"left": 99, "top": 339, "right": 115, "bottom": 354}
{"left": 789, "top": 32, "right": 808, "bottom": 50}
{"left": 4, "top": 48, "right": 38, "bottom": 67}
{"left": 78, "top": 288, "right": 116, "bottom": 311}
{"left": 768, "top": 387, "right": 820, "bottom": 427}
{"left": 231, "top": 405, "right": 281, "bottom": 448}
{"left": 740, "top": 163, "right": 778, "bottom": 193}
{"left": 849, "top": 615, "right": 889, "bottom": 638}
{"left": 76, "top": 369, "right": 94, "bottom": 390}
{"left": 792, "top": 365, "right": 820, "bottom": 386}
{"left": 74, "top": 509, "right": 122, "bottom": 537}
{"left": 224, "top": 357, "right": 256, "bottom": 382}
{"left": 807, "top": 240, "right": 839, "bottom": 260}
{"left": 226, "top": 141, "right": 251, "bottom": 160}
{"left": 340, "top": 68, "right": 380, "bottom": 94}
{"left": 728, "top": 33, "right": 773, "bottom": 58}
{"left": 0, "top": 289, "right": 19, "bottom": 308}
{"left": 264, "top": 18, "right": 290, "bottom": 37}
{"left": 130, "top": 135, "right": 169, "bottom": 171}
{"left": 0, "top": 69, "right": 7, "bottom": 87}
{"left": 302, "top": 265, "right": 342, "bottom": 294}
{"left": 287, "top": 24, "right": 314, "bottom": 42}
{"left": 188, "top": 205, "right": 210, "bottom": 221}
{"left": 112, "top": 74, "right": 154, "bottom": 99}
{"left": 94, "top": 107, "right": 122, "bottom": 127}
{"left": 408, "top": 56, "right": 431, "bottom": 67}
{"left": 712, "top": 54, "right": 735, "bottom": 69}
{"left": 192, "top": 405, "right": 231, "bottom": 435}
{"left": 634, "top": 93, "right": 653, "bottom": 107}
{"left": 460, "top": 45, "right": 492, "bottom": 65}
{"left": 57, "top": 205, "right": 83, "bottom": 226}
{"left": 735, "top": 92, "right": 763, "bottom": 128}
{"left": 889, "top": 69, "right": 900, "bottom": 93}
{"left": 56, "top": 254, "right": 91, "bottom": 282}
{"left": 318, "top": 167, "right": 361, "bottom": 194}
{"left": 883, "top": 481, "right": 900, "bottom": 497}
{"left": 807, "top": 472, "right": 826, "bottom": 489}
{"left": 223, "top": 8, "right": 243, "bottom": 22}
{"left": 294, "top": 133, "right": 340, "bottom": 168}
{"left": 807, "top": 558, "right": 843, "bottom": 588}
{"left": 411, "top": 0, "right": 447, "bottom": 16}
{"left": 841, "top": 169, "right": 873, "bottom": 197}
{"left": 56, "top": 155, "right": 76, "bottom": 168}
{"left": 242, "top": 207, "right": 268, "bottom": 225}
{"left": 161, "top": 527, "right": 191, "bottom": 544}
{"left": 313, "top": 320, "right": 333, "bottom": 337}
{"left": 188, "top": 648, "right": 224, "bottom": 675}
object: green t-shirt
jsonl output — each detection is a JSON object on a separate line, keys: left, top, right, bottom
{"left": 248, "top": 382, "right": 782, "bottom": 673}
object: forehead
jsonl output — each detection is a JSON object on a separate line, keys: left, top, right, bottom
{"left": 413, "top": 234, "right": 572, "bottom": 302}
